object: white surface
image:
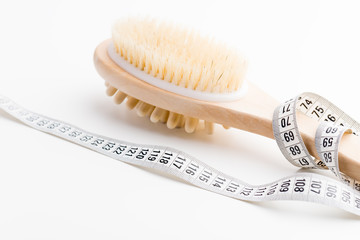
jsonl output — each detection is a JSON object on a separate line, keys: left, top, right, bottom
{"left": 1, "top": 0, "right": 360, "bottom": 239}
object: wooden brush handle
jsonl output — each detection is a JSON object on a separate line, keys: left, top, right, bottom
{"left": 94, "top": 39, "right": 360, "bottom": 181}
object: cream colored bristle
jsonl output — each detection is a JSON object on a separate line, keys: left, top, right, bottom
{"left": 106, "top": 86, "right": 117, "bottom": 96}
{"left": 185, "top": 117, "right": 199, "bottom": 133}
{"left": 176, "top": 115, "right": 185, "bottom": 128}
{"left": 136, "top": 101, "right": 154, "bottom": 117}
{"left": 204, "top": 121, "right": 214, "bottom": 134}
{"left": 160, "top": 110, "right": 170, "bottom": 123}
{"left": 113, "top": 91, "right": 127, "bottom": 104}
{"left": 150, "top": 107, "right": 165, "bottom": 123}
{"left": 167, "top": 112, "right": 181, "bottom": 129}
{"left": 112, "top": 18, "right": 247, "bottom": 93}
{"left": 126, "top": 96, "right": 139, "bottom": 109}
{"left": 145, "top": 105, "right": 155, "bottom": 117}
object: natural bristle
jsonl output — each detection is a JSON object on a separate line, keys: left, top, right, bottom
{"left": 107, "top": 18, "right": 245, "bottom": 133}
{"left": 112, "top": 18, "right": 247, "bottom": 93}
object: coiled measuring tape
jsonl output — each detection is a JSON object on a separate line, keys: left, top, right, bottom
{"left": 273, "top": 93, "right": 360, "bottom": 188}
{"left": 1, "top": 93, "right": 360, "bottom": 216}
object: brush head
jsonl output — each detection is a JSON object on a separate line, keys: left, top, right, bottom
{"left": 112, "top": 18, "right": 247, "bottom": 94}
{"left": 102, "top": 18, "right": 249, "bottom": 134}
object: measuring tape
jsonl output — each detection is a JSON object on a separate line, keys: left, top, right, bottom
{"left": 273, "top": 93, "right": 360, "bottom": 186}
{"left": 1, "top": 92, "right": 360, "bottom": 216}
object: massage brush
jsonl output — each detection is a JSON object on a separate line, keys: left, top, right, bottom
{"left": 93, "top": 18, "right": 360, "bottom": 181}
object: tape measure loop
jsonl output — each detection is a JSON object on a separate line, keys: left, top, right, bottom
{"left": 315, "top": 122, "right": 355, "bottom": 186}
{"left": 272, "top": 94, "right": 324, "bottom": 169}
{"left": 273, "top": 92, "right": 360, "bottom": 192}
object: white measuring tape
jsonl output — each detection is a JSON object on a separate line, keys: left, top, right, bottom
{"left": 1, "top": 92, "right": 360, "bottom": 216}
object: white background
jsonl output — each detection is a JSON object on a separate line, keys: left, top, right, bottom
{"left": 1, "top": 0, "right": 360, "bottom": 239}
